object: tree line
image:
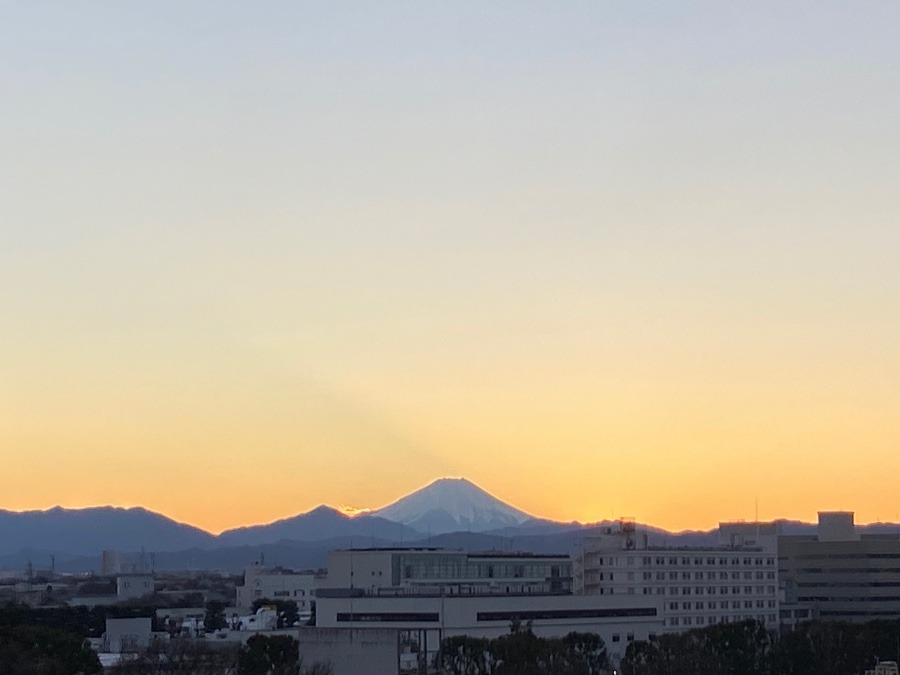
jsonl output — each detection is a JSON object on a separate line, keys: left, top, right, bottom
{"left": 620, "top": 618, "right": 900, "bottom": 675}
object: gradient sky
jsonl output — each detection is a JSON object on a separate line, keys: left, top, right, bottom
{"left": 2, "top": 2, "right": 898, "bottom": 534}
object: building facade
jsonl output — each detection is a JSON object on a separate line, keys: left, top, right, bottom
{"left": 574, "top": 521, "right": 780, "bottom": 632}
{"left": 325, "top": 548, "right": 572, "bottom": 596}
{"left": 235, "top": 563, "right": 323, "bottom": 620}
{"left": 316, "top": 592, "right": 663, "bottom": 670}
{"left": 779, "top": 512, "right": 900, "bottom": 623}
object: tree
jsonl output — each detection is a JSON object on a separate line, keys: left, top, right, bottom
{"left": 438, "top": 635, "right": 495, "bottom": 675}
{"left": 238, "top": 634, "right": 300, "bottom": 675}
{"left": 204, "top": 601, "right": 227, "bottom": 632}
{"left": 0, "top": 624, "right": 102, "bottom": 675}
{"left": 110, "top": 637, "right": 239, "bottom": 674}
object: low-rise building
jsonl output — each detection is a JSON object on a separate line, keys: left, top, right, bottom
{"left": 117, "top": 574, "right": 154, "bottom": 601}
{"left": 235, "top": 563, "right": 323, "bottom": 619}
{"left": 316, "top": 591, "right": 663, "bottom": 669}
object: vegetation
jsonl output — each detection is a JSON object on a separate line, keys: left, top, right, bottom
{"left": 109, "top": 638, "right": 240, "bottom": 674}
{"left": 204, "top": 600, "right": 227, "bottom": 632}
{"left": 238, "top": 634, "right": 300, "bottom": 674}
{"left": 0, "top": 602, "right": 157, "bottom": 637}
{"left": 438, "top": 620, "right": 609, "bottom": 674}
{"left": 619, "top": 618, "right": 900, "bottom": 675}
{"left": 0, "top": 624, "right": 101, "bottom": 674}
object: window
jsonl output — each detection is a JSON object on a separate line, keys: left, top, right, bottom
{"left": 612, "top": 634, "right": 620, "bottom": 643}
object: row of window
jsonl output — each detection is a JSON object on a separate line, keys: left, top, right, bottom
{"left": 667, "top": 600, "right": 777, "bottom": 611}
{"left": 667, "top": 614, "right": 776, "bottom": 627}
{"left": 595, "top": 570, "right": 775, "bottom": 582}
{"left": 598, "top": 555, "right": 776, "bottom": 567}
{"left": 601, "top": 584, "right": 775, "bottom": 597}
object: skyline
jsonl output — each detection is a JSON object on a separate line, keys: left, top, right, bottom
{"left": 2, "top": 475, "right": 894, "bottom": 538}
{"left": 2, "top": 2, "right": 899, "bottom": 535}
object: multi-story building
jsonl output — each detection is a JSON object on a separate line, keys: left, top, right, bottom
{"left": 235, "top": 563, "right": 324, "bottom": 619}
{"left": 316, "top": 592, "right": 663, "bottom": 670}
{"left": 779, "top": 511, "right": 900, "bottom": 623}
{"left": 320, "top": 547, "right": 658, "bottom": 671}
{"left": 325, "top": 547, "right": 572, "bottom": 596}
{"left": 574, "top": 521, "right": 780, "bottom": 632}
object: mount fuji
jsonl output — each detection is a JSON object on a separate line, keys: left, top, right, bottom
{"left": 369, "top": 477, "right": 535, "bottom": 534}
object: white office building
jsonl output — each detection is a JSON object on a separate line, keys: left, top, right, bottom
{"left": 574, "top": 521, "right": 780, "bottom": 632}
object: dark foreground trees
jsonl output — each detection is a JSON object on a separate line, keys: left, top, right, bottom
{"left": 619, "top": 618, "right": 900, "bottom": 675}
{"left": 0, "top": 624, "right": 102, "bottom": 675}
{"left": 438, "top": 621, "right": 609, "bottom": 675}
{"left": 110, "top": 634, "right": 331, "bottom": 675}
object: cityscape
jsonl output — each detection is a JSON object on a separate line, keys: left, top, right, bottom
{"left": 3, "top": 1, "right": 899, "bottom": 674}
{"left": 2, "top": 478, "right": 900, "bottom": 673}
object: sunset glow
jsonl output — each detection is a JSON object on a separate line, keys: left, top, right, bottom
{"left": 1, "top": 2, "right": 898, "bottom": 536}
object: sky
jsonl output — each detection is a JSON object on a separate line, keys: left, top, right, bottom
{"left": 1, "top": 2, "right": 898, "bottom": 535}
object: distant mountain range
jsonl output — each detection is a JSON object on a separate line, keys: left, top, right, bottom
{"left": 2, "top": 478, "right": 898, "bottom": 574}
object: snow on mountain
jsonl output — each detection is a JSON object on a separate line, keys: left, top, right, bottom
{"left": 370, "top": 477, "right": 534, "bottom": 534}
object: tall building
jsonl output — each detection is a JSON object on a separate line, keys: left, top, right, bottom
{"left": 779, "top": 512, "right": 900, "bottom": 622}
{"left": 101, "top": 549, "right": 124, "bottom": 576}
{"left": 574, "top": 520, "right": 780, "bottom": 632}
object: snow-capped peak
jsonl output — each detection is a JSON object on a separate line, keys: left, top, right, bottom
{"left": 370, "top": 477, "right": 534, "bottom": 534}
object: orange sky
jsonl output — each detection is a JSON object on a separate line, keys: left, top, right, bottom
{"left": 1, "top": 3, "right": 898, "bottom": 534}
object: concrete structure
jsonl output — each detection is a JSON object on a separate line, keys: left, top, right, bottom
{"left": 102, "top": 617, "right": 152, "bottom": 653}
{"left": 235, "top": 563, "right": 322, "bottom": 619}
{"left": 296, "top": 628, "right": 400, "bottom": 675}
{"left": 326, "top": 548, "right": 572, "bottom": 596}
{"left": 574, "top": 520, "right": 780, "bottom": 632}
{"left": 779, "top": 512, "right": 900, "bottom": 622}
{"left": 316, "top": 592, "right": 663, "bottom": 669}
{"left": 101, "top": 549, "right": 124, "bottom": 575}
{"left": 116, "top": 574, "right": 154, "bottom": 601}
{"left": 865, "top": 662, "right": 899, "bottom": 675}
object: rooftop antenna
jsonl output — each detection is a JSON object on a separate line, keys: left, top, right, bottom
{"left": 755, "top": 497, "right": 760, "bottom": 541}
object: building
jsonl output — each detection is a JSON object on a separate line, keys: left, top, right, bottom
{"left": 116, "top": 574, "right": 154, "bottom": 601}
{"left": 779, "top": 512, "right": 900, "bottom": 623}
{"left": 316, "top": 547, "right": 656, "bottom": 670}
{"left": 325, "top": 548, "right": 572, "bottom": 596}
{"left": 101, "top": 550, "right": 124, "bottom": 576}
{"left": 574, "top": 520, "right": 780, "bottom": 632}
{"left": 316, "top": 591, "right": 663, "bottom": 670}
{"left": 235, "top": 563, "right": 323, "bottom": 619}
